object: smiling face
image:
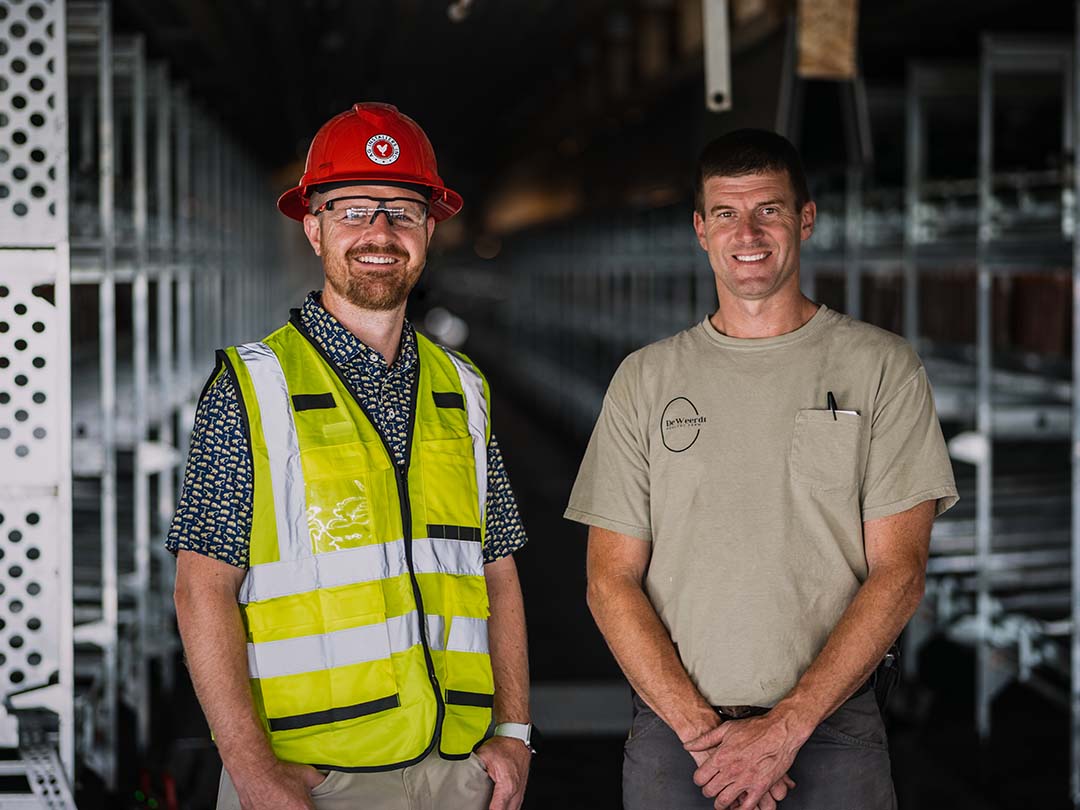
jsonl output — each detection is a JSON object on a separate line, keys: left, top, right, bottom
{"left": 302, "top": 183, "right": 436, "bottom": 312}
{"left": 692, "top": 170, "right": 815, "bottom": 304}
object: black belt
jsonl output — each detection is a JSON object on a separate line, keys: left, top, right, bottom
{"left": 712, "top": 679, "right": 872, "bottom": 722}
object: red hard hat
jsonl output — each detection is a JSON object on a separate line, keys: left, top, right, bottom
{"left": 277, "top": 102, "right": 463, "bottom": 222}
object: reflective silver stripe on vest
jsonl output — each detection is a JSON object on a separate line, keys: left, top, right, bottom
{"left": 236, "top": 342, "right": 313, "bottom": 564}
{"left": 247, "top": 611, "right": 487, "bottom": 679}
{"left": 238, "top": 540, "right": 409, "bottom": 604}
{"left": 442, "top": 349, "right": 489, "bottom": 529}
{"left": 425, "top": 614, "right": 447, "bottom": 651}
{"left": 248, "top": 611, "right": 420, "bottom": 680}
{"left": 447, "top": 616, "right": 490, "bottom": 654}
{"left": 412, "top": 537, "right": 484, "bottom": 578}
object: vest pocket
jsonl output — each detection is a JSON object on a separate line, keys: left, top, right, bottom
{"left": 439, "top": 613, "right": 494, "bottom": 754}
{"left": 303, "top": 441, "right": 396, "bottom": 553}
{"left": 420, "top": 437, "right": 481, "bottom": 529}
{"left": 789, "top": 409, "right": 861, "bottom": 492}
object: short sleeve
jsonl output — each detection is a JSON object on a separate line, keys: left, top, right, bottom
{"left": 564, "top": 358, "right": 652, "bottom": 540}
{"left": 861, "top": 366, "right": 959, "bottom": 522}
{"left": 165, "top": 366, "right": 254, "bottom": 568}
{"left": 482, "top": 434, "right": 528, "bottom": 563}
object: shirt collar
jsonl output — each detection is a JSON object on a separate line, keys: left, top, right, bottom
{"left": 298, "top": 292, "right": 417, "bottom": 374}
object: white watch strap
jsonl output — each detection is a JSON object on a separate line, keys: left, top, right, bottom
{"left": 493, "top": 722, "right": 531, "bottom": 743}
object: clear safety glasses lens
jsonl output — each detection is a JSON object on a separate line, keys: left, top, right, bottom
{"left": 317, "top": 196, "right": 429, "bottom": 229}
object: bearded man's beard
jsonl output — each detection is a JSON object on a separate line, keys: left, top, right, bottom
{"left": 324, "top": 243, "right": 424, "bottom": 311}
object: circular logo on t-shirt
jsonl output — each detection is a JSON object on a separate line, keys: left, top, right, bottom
{"left": 661, "top": 397, "right": 707, "bottom": 453}
{"left": 366, "top": 134, "right": 400, "bottom": 165}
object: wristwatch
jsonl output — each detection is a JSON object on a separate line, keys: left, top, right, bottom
{"left": 493, "top": 721, "right": 540, "bottom": 754}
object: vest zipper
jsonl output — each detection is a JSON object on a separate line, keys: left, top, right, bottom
{"left": 394, "top": 463, "right": 447, "bottom": 735}
{"left": 290, "top": 314, "right": 446, "bottom": 761}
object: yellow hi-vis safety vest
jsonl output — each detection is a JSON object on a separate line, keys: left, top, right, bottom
{"left": 219, "top": 314, "right": 494, "bottom": 771}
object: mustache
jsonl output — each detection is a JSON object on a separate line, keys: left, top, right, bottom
{"left": 346, "top": 244, "right": 409, "bottom": 261}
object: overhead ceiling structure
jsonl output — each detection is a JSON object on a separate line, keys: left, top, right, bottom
{"left": 112, "top": 0, "right": 1075, "bottom": 232}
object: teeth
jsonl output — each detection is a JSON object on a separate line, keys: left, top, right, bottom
{"left": 356, "top": 256, "right": 396, "bottom": 264}
{"left": 734, "top": 252, "right": 768, "bottom": 262}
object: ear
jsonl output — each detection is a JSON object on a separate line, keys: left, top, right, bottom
{"left": 799, "top": 201, "right": 816, "bottom": 241}
{"left": 426, "top": 215, "right": 436, "bottom": 246}
{"left": 693, "top": 210, "right": 708, "bottom": 252}
{"left": 302, "top": 213, "right": 322, "bottom": 256}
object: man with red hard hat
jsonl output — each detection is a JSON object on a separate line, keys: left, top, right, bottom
{"left": 169, "top": 103, "right": 534, "bottom": 810}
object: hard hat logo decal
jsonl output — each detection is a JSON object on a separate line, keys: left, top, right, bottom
{"left": 366, "top": 135, "right": 401, "bottom": 166}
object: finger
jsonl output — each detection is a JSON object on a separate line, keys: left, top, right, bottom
{"left": 488, "top": 780, "right": 512, "bottom": 810}
{"left": 738, "top": 787, "right": 769, "bottom": 810}
{"left": 783, "top": 774, "right": 796, "bottom": 789}
{"left": 693, "top": 757, "right": 724, "bottom": 788}
{"left": 709, "top": 780, "right": 743, "bottom": 806}
{"left": 767, "top": 780, "right": 788, "bottom": 802}
{"left": 686, "top": 724, "right": 728, "bottom": 751}
{"left": 757, "top": 792, "right": 777, "bottom": 810}
{"left": 712, "top": 786, "right": 743, "bottom": 810}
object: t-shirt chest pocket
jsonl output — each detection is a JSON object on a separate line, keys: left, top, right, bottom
{"left": 789, "top": 409, "right": 862, "bottom": 492}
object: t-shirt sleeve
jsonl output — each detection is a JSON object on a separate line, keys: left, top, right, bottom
{"left": 564, "top": 358, "right": 652, "bottom": 541}
{"left": 861, "top": 366, "right": 959, "bottom": 522}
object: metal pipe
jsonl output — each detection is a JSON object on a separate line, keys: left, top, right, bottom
{"left": 152, "top": 62, "right": 178, "bottom": 695}
{"left": 903, "top": 66, "right": 923, "bottom": 345}
{"left": 974, "top": 35, "right": 996, "bottom": 743}
{"left": 130, "top": 35, "right": 151, "bottom": 755}
{"left": 844, "top": 163, "right": 863, "bottom": 320}
{"left": 1071, "top": 6, "right": 1080, "bottom": 806}
{"left": 96, "top": 0, "right": 118, "bottom": 788}
{"left": 174, "top": 90, "right": 193, "bottom": 404}
{"left": 53, "top": 0, "right": 76, "bottom": 780}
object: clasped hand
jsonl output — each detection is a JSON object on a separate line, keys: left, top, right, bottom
{"left": 684, "top": 715, "right": 800, "bottom": 810}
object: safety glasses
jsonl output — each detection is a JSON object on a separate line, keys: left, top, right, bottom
{"left": 313, "top": 195, "right": 430, "bottom": 229}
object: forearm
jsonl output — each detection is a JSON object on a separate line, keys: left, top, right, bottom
{"left": 588, "top": 575, "right": 716, "bottom": 742}
{"left": 175, "top": 562, "right": 274, "bottom": 775}
{"left": 772, "top": 562, "right": 924, "bottom": 742}
{"left": 485, "top": 554, "right": 530, "bottom": 724}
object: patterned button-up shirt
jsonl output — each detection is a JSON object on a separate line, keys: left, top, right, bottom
{"left": 166, "top": 293, "right": 528, "bottom": 566}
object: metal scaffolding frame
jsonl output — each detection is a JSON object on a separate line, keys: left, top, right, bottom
{"left": 439, "top": 16, "right": 1080, "bottom": 809}
{"left": 0, "top": 2, "right": 300, "bottom": 802}
{"left": 782, "top": 30, "right": 1080, "bottom": 798}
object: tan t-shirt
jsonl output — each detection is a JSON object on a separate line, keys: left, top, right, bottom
{"left": 565, "top": 305, "right": 958, "bottom": 707}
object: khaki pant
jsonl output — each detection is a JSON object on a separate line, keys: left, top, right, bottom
{"left": 216, "top": 751, "right": 495, "bottom": 810}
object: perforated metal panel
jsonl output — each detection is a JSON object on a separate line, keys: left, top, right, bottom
{"left": 0, "top": 0, "right": 67, "bottom": 245}
{"left": 0, "top": 0, "right": 72, "bottom": 779}
{"left": 0, "top": 267, "right": 63, "bottom": 482}
{"left": 0, "top": 495, "right": 62, "bottom": 693}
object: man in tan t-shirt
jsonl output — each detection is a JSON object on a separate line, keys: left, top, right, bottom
{"left": 565, "top": 129, "right": 957, "bottom": 810}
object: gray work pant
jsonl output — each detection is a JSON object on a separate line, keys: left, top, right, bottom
{"left": 623, "top": 690, "right": 897, "bottom": 810}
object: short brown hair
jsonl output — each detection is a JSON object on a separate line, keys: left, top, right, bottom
{"left": 694, "top": 129, "right": 810, "bottom": 214}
